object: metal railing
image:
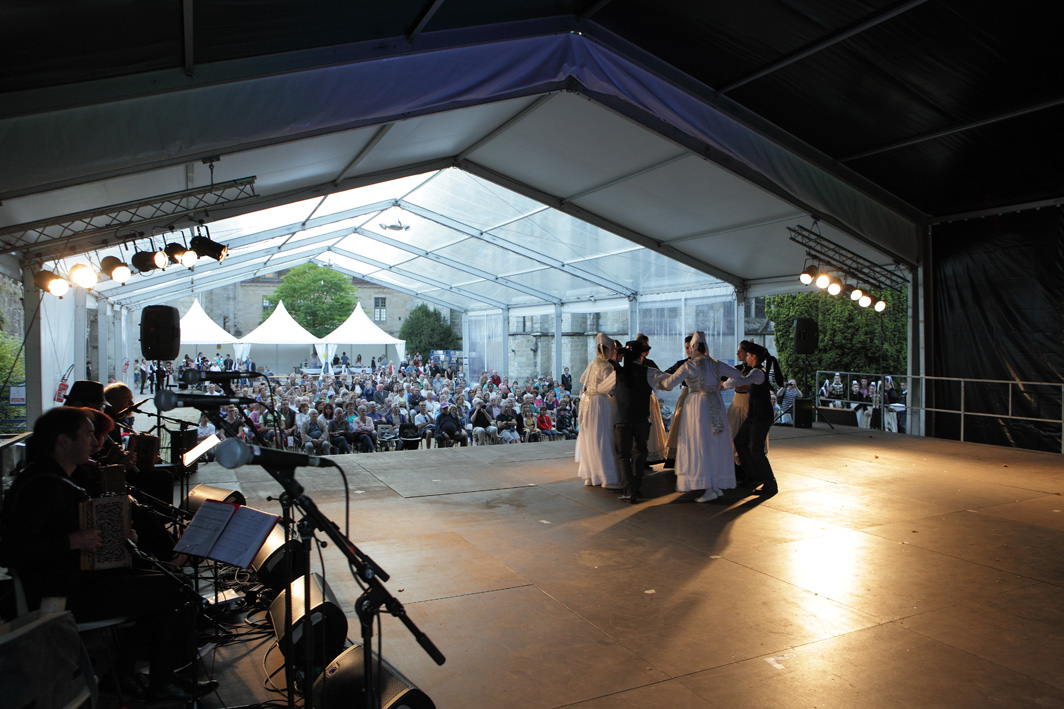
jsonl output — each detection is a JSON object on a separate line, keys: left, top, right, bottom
{"left": 814, "top": 370, "right": 1064, "bottom": 454}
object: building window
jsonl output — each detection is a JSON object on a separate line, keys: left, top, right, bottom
{"left": 262, "top": 297, "right": 272, "bottom": 312}
{"left": 373, "top": 297, "right": 387, "bottom": 322}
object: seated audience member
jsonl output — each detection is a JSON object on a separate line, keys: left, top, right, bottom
{"left": 414, "top": 401, "right": 435, "bottom": 446}
{"left": 328, "top": 407, "right": 352, "bottom": 454}
{"left": 470, "top": 398, "right": 497, "bottom": 445}
{"left": 536, "top": 408, "right": 558, "bottom": 441}
{"left": 435, "top": 405, "right": 469, "bottom": 447}
{"left": 301, "top": 409, "right": 332, "bottom": 455}
{"left": 495, "top": 400, "right": 521, "bottom": 444}
{"left": 520, "top": 403, "right": 540, "bottom": 442}
{"left": 350, "top": 405, "right": 376, "bottom": 452}
{"left": 555, "top": 405, "right": 575, "bottom": 440}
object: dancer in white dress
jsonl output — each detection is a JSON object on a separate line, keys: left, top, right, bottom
{"left": 654, "top": 331, "right": 750, "bottom": 502}
{"left": 575, "top": 334, "right": 620, "bottom": 488}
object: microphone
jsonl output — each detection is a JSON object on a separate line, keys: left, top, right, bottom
{"left": 112, "top": 398, "right": 151, "bottom": 419}
{"left": 180, "top": 369, "right": 261, "bottom": 385}
{"left": 155, "top": 389, "right": 256, "bottom": 411}
{"left": 215, "top": 437, "right": 333, "bottom": 470}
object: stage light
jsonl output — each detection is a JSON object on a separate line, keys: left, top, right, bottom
{"left": 815, "top": 272, "right": 830, "bottom": 289}
{"left": 100, "top": 256, "right": 132, "bottom": 284}
{"left": 859, "top": 294, "right": 872, "bottom": 308}
{"left": 33, "top": 269, "right": 70, "bottom": 296}
{"left": 190, "top": 234, "right": 228, "bottom": 263}
{"left": 131, "top": 249, "right": 166, "bottom": 273}
{"left": 874, "top": 299, "right": 887, "bottom": 312}
{"left": 799, "top": 262, "right": 818, "bottom": 285}
{"left": 850, "top": 285, "right": 863, "bottom": 301}
{"left": 165, "top": 243, "right": 197, "bottom": 268}
{"left": 827, "top": 275, "right": 842, "bottom": 296}
{"left": 69, "top": 263, "right": 98, "bottom": 289}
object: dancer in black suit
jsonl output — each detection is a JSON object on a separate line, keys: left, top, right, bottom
{"left": 611, "top": 340, "right": 654, "bottom": 503}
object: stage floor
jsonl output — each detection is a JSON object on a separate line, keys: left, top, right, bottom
{"left": 188, "top": 424, "right": 1064, "bottom": 708}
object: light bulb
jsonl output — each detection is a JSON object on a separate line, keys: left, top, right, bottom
{"left": 49, "top": 278, "right": 70, "bottom": 297}
{"left": 69, "top": 263, "right": 98, "bottom": 289}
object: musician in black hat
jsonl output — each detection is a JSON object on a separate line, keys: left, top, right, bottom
{"left": 0, "top": 407, "right": 205, "bottom": 701}
{"left": 610, "top": 339, "right": 655, "bottom": 503}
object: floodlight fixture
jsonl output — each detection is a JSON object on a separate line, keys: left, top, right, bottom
{"left": 849, "top": 285, "right": 863, "bottom": 301}
{"left": 190, "top": 234, "right": 228, "bottom": 263}
{"left": 165, "top": 242, "right": 197, "bottom": 268}
{"left": 799, "top": 261, "right": 818, "bottom": 285}
{"left": 131, "top": 248, "right": 167, "bottom": 273}
{"left": 69, "top": 263, "right": 98, "bottom": 289}
{"left": 33, "top": 269, "right": 70, "bottom": 296}
{"left": 874, "top": 299, "right": 887, "bottom": 312}
{"left": 100, "top": 256, "right": 132, "bottom": 284}
{"left": 815, "top": 272, "right": 830, "bottom": 289}
{"left": 859, "top": 294, "right": 872, "bottom": 308}
{"left": 827, "top": 274, "right": 842, "bottom": 296}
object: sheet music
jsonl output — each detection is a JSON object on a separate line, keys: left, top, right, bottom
{"left": 173, "top": 500, "right": 279, "bottom": 568}
{"left": 210, "top": 507, "right": 279, "bottom": 569}
{"left": 173, "top": 500, "right": 236, "bottom": 557}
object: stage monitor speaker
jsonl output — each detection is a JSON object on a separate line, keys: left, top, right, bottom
{"left": 140, "top": 305, "right": 181, "bottom": 361}
{"left": 312, "top": 643, "right": 435, "bottom": 709}
{"left": 182, "top": 483, "right": 246, "bottom": 514}
{"left": 794, "top": 398, "right": 813, "bottom": 428}
{"left": 268, "top": 573, "right": 348, "bottom": 666}
{"left": 252, "top": 523, "right": 308, "bottom": 590}
{"left": 817, "top": 406, "right": 859, "bottom": 426}
{"left": 794, "top": 317, "right": 819, "bottom": 355}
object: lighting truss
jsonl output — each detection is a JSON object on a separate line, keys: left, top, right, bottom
{"left": 787, "top": 225, "right": 907, "bottom": 293}
{"left": 1, "top": 177, "right": 258, "bottom": 262}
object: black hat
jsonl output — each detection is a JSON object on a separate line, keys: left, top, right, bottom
{"left": 625, "top": 340, "right": 650, "bottom": 356}
{"left": 65, "top": 380, "right": 105, "bottom": 407}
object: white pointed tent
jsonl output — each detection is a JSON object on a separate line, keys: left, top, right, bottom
{"left": 318, "top": 302, "right": 406, "bottom": 370}
{"left": 236, "top": 300, "right": 321, "bottom": 374}
{"left": 179, "top": 300, "right": 238, "bottom": 359}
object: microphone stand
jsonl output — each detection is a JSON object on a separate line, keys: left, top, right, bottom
{"left": 263, "top": 464, "right": 445, "bottom": 709}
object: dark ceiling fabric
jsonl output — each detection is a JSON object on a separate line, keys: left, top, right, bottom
{"left": 2, "top": 1, "right": 1060, "bottom": 218}
{"left": 930, "top": 208, "right": 1064, "bottom": 452}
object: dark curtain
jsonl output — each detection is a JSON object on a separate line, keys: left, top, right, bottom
{"left": 930, "top": 207, "right": 1064, "bottom": 452}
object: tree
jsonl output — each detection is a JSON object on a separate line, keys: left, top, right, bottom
{"left": 263, "top": 264, "right": 357, "bottom": 338}
{"left": 765, "top": 289, "right": 908, "bottom": 396}
{"left": 0, "top": 332, "right": 26, "bottom": 432}
{"left": 398, "top": 304, "right": 459, "bottom": 358}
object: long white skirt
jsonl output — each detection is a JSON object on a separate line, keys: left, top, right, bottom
{"left": 575, "top": 394, "right": 620, "bottom": 487}
{"left": 675, "top": 390, "right": 735, "bottom": 492}
{"left": 647, "top": 391, "right": 668, "bottom": 463}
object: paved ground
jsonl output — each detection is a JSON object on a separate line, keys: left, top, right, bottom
{"left": 181, "top": 423, "right": 1063, "bottom": 708}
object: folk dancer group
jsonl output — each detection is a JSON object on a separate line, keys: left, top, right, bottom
{"left": 576, "top": 331, "right": 784, "bottom": 503}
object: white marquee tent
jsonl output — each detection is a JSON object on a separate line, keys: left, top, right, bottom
{"left": 235, "top": 300, "right": 320, "bottom": 374}
{"left": 317, "top": 302, "right": 406, "bottom": 370}
{"left": 179, "top": 299, "right": 239, "bottom": 355}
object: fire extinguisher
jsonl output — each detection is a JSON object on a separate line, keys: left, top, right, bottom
{"left": 54, "top": 364, "right": 75, "bottom": 403}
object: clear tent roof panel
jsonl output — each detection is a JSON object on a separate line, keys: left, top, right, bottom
{"left": 432, "top": 237, "right": 547, "bottom": 277}
{"left": 504, "top": 267, "right": 615, "bottom": 301}
{"left": 332, "top": 232, "right": 420, "bottom": 266}
{"left": 365, "top": 207, "right": 467, "bottom": 251}
{"left": 406, "top": 168, "right": 546, "bottom": 231}
{"left": 494, "top": 207, "right": 636, "bottom": 263}
{"left": 587, "top": 249, "right": 714, "bottom": 293}
{"left": 206, "top": 196, "right": 319, "bottom": 241}
{"left": 315, "top": 173, "right": 433, "bottom": 218}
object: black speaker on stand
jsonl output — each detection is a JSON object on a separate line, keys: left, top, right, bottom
{"left": 793, "top": 317, "right": 818, "bottom": 355}
{"left": 313, "top": 643, "right": 435, "bottom": 709}
{"left": 141, "top": 305, "right": 181, "bottom": 361}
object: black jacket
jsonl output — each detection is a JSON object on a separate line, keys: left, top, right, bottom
{"left": 611, "top": 352, "right": 652, "bottom": 423}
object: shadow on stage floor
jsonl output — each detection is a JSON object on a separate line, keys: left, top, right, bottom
{"left": 189, "top": 424, "right": 1064, "bottom": 708}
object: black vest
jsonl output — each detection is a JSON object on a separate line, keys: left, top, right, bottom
{"left": 748, "top": 366, "right": 773, "bottom": 423}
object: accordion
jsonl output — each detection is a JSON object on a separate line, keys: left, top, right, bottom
{"left": 78, "top": 494, "right": 132, "bottom": 571}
